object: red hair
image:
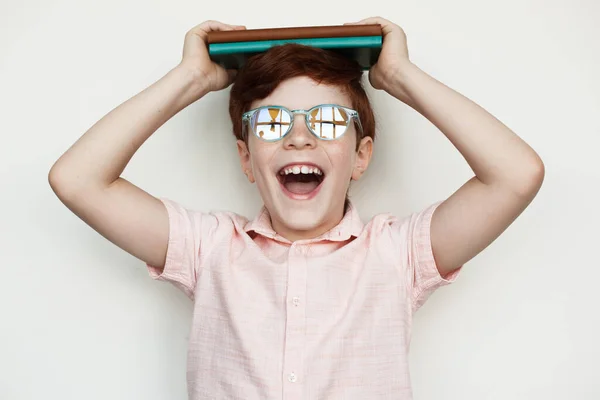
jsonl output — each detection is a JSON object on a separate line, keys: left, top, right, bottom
{"left": 228, "top": 44, "right": 376, "bottom": 150}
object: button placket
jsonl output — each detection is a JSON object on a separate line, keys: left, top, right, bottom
{"left": 282, "top": 243, "right": 307, "bottom": 398}
{"left": 288, "top": 372, "right": 297, "bottom": 382}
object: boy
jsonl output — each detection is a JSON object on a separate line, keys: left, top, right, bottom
{"left": 49, "top": 17, "right": 544, "bottom": 400}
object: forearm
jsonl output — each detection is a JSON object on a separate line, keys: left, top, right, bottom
{"left": 50, "top": 65, "right": 209, "bottom": 191}
{"left": 386, "top": 61, "right": 544, "bottom": 196}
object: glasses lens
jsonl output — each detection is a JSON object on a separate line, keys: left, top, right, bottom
{"left": 307, "top": 105, "right": 349, "bottom": 139}
{"left": 251, "top": 107, "right": 292, "bottom": 140}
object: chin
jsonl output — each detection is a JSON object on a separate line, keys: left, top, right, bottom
{"left": 275, "top": 206, "right": 329, "bottom": 232}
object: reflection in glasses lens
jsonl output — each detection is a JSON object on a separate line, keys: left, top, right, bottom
{"left": 308, "top": 106, "right": 349, "bottom": 139}
{"left": 252, "top": 107, "right": 291, "bottom": 140}
{"left": 250, "top": 106, "right": 351, "bottom": 141}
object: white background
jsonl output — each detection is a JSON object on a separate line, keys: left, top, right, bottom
{"left": 1, "top": 0, "right": 599, "bottom": 398}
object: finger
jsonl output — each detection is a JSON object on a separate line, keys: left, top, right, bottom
{"left": 345, "top": 17, "right": 390, "bottom": 28}
{"left": 202, "top": 20, "right": 243, "bottom": 31}
{"left": 348, "top": 16, "right": 398, "bottom": 36}
{"left": 190, "top": 20, "right": 244, "bottom": 36}
{"left": 351, "top": 16, "right": 392, "bottom": 25}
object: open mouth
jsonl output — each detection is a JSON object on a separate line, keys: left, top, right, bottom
{"left": 277, "top": 164, "right": 325, "bottom": 199}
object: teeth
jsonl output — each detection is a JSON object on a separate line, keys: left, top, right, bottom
{"left": 280, "top": 165, "right": 323, "bottom": 176}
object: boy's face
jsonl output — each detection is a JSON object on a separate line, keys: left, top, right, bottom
{"left": 237, "top": 76, "right": 373, "bottom": 241}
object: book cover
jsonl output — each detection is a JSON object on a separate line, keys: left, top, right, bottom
{"left": 208, "top": 36, "right": 382, "bottom": 70}
{"left": 209, "top": 36, "right": 382, "bottom": 55}
{"left": 206, "top": 24, "right": 382, "bottom": 44}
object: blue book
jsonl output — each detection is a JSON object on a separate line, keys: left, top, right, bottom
{"left": 208, "top": 36, "right": 382, "bottom": 70}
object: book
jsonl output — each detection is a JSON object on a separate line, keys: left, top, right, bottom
{"left": 208, "top": 36, "right": 382, "bottom": 70}
{"left": 206, "top": 24, "right": 382, "bottom": 44}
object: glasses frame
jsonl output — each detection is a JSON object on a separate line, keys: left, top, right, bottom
{"left": 242, "top": 103, "right": 363, "bottom": 142}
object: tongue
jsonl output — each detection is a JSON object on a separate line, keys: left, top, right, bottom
{"left": 284, "top": 180, "right": 319, "bottom": 195}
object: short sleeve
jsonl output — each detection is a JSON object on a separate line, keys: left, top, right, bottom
{"left": 146, "top": 198, "right": 218, "bottom": 300}
{"left": 392, "top": 202, "right": 462, "bottom": 314}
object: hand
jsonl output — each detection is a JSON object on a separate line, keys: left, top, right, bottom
{"left": 344, "top": 17, "right": 410, "bottom": 91}
{"left": 178, "top": 20, "right": 246, "bottom": 93}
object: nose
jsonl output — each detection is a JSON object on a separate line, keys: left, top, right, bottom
{"left": 282, "top": 114, "right": 317, "bottom": 150}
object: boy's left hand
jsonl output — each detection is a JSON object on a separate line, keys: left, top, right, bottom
{"left": 344, "top": 16, "right": 410, "bottom": 91}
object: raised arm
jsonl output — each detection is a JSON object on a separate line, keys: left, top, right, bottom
{"left": 48, "top": 20, "right": 245, "bottom": 268}
{"left": 347, "top": 17, "right": 545, "bottom": 276}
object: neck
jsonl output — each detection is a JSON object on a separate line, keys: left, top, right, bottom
{"left": 272, "top": 202, "right": 348, "bottom": 242}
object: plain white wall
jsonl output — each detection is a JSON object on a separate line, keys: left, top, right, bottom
{"left": 1, "top": 0, "right": 599, "bottom": 398}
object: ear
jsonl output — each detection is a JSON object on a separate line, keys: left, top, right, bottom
{"left": 236, "top": 140, "right": 255, "bottom": 183}
{"left": 351, "top": 136, "right": 373, "bottom": 181}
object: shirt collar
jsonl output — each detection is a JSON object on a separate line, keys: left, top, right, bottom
{"left": 244, "top": 202, "right": 364, "bottom": 243}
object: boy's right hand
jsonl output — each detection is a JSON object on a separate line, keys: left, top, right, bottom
{"left": 179, "top": 20, "right": 246, "bottom": 93}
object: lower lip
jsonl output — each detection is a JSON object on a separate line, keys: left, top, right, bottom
{"left": 278, "top": 178, "right": 324, "bottom": 200}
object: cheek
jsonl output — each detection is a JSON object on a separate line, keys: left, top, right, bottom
{"left": 327, "top": 142, "right": 356, "bottom": 176}
{"left": 249, "top": 145, "right": 276, "bottom": 180}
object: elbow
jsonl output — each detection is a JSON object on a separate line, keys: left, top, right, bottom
{"left": 48, "top": 161, "right": 68, "bottom": 199}
{"left": 48, "top": 161, "right": 80, "bottom": 203}
{"left": 49, "top": 160, "right": 110, "bottom": 205}
{"left": 515, "top": 154, "right": 545, "bottom": 200}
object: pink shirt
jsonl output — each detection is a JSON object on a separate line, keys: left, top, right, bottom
{"left": 147, "top": 198, "right": 461, "bottom": 399}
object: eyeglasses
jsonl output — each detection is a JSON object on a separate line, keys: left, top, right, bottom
{"left": 242, "top": 104, "right": 363, "bottom": 142}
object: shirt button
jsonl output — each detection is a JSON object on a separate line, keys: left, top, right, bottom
{"left": 288, "top": 372, "right": 297, "bottom": 382}
{"left": 292, "top": 297, "right": 300, "bottom": 306}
